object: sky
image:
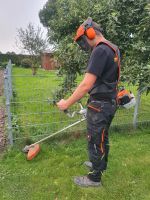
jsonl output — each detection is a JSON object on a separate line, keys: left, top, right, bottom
{"left": 0, "top": 0, "right": 48, "bottom": 54}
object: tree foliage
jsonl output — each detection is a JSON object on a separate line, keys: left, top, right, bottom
{"left": 0, "top": 53, "right": 28, "bottom": 67}
{"left": 39, "top": 0, "right": 150, "bottom": 97}
{"left": 117, "top": 1, "right": 150, "bottom": 94}
{"left": 21, "top": 58, "right": 32, "bottom": 68}
{"left": 17, "top": 23, "right": 48, "bottom": 55}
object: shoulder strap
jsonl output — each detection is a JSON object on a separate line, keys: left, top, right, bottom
{"left": 96, "top": 39, "right": 121, "bottom": 83}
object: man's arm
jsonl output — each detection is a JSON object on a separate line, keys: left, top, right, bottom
{"left": 57, "top": 73, "right": 97, "bottom": 110}
{"left": 67, "top": 73, "right": 97, "bottom": 106}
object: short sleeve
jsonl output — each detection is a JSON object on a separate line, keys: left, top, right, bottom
{"left": 86, "top": 46, "right": 108, "bottom": 78}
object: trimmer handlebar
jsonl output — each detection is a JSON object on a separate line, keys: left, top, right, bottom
{"left": 47, "top": 98, "right": 86, "bottom": 118}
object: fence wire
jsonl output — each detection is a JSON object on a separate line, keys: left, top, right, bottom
{"left": 4, "top": 62, "right": 150, "bottom": 144}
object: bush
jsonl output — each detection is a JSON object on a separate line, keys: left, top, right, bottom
{"left": 21, "top": 58, "right": 32, "bottom": 68}
{"left": 0, "top": 61, "right": 8, "bottom": 69}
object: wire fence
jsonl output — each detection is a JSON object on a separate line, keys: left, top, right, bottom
{"left": 4, "top": 61, "right": 150, "bottom": 145}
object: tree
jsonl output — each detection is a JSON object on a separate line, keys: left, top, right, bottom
{"left": 105, "top": 0, "right": 150, "bottom": 93}
{"left": 39, "top": 0, "right": 150, "bottom": 97}
{"left": 6, "top": 51, "right": 16, "bottom": 55}
{"left": 123, "top": 2, "right": 150, "bottom": 93}
{"left": 17, "top": 23, "right": 48, "bottom": 75}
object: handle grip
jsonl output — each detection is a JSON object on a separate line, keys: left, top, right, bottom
{"left": 47, "top": 98, "right": 69, "bottom": 115}
{"left": 64, "top": 109, "right": 68, "bottom": 114}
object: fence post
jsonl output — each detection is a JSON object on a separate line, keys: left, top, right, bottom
{"left": 4, "top": 68, "right": 13, "bottom": 146}
{"left": 7, "top": 60, "right": 13, "bottom": 98}
{"left": 133, "top": 90, "right": 141, "bottom": 129}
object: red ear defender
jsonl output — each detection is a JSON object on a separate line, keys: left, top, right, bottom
{"left": 74, "top": 17, "right": 96, "bottom": 41}
{"left": 85, "top": 27, "right": 96, "bottom": 40}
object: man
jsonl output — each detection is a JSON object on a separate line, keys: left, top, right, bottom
{"left": 57, "top": 17, "right": 120, "bottom": 187}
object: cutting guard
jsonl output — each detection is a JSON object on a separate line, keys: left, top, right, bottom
{"left": 27, "top": 144, "right": 40, "bottom": 160}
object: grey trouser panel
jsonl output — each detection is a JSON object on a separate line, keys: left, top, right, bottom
{"left": 87, "top": 100, "right": 117, "bottom": 182}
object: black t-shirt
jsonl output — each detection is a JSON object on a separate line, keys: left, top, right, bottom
{"left": 86, "top": 43, "right": 119, "bottom": 99}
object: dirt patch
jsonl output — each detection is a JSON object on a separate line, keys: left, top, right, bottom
{"left": 0, "top": 70, "right": 6, "bottom": 152}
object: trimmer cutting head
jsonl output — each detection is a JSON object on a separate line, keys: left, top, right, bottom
{"left": 22, "top": 144, "right": 40, "bottom": 160}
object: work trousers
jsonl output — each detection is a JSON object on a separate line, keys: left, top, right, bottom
{"left": 87, "top": 99, "right": 117, "bottom": 182}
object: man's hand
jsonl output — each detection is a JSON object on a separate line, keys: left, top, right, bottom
{"left": 57, "top": 73, "right": 97, "bottom": 111}
{"left": 57, "top": 99, "right": 69, "bottom": 111}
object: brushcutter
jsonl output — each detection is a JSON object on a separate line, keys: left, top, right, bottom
{"left": 22, "top": 102, "right": 87, "bottom": 160}
{"left": 117, "top": 87, "right": 136, "bottom": 109}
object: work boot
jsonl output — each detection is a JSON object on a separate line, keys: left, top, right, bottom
{"left": 74, "top": 176, "right": 101, "bottom": 187}
{"left": 84, "top": 161, "right": 92, "bottom": 169}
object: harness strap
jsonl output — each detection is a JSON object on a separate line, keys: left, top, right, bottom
{"left": 96, "top": 39, "right": 120, "bottom": 83}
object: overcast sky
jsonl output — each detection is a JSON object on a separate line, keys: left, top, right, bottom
{"left": 0, "top": 0, "right": 48, "bottom": 54}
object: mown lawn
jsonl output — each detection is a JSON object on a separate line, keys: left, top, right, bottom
{"left": 11, "top": 67, "right": 150, "bottom": 141}
{"left": 11, "top": 67, "right": 83, "bottom": 140}
{"left": 0, "top": 128, "right": 150, "bottom": 200}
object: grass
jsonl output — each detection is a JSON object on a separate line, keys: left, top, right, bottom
{"left": 0, "top": 128, "right": 150, "bottom": 200}
{"left": 1, "top": 67, "right": 150, "bottom": 199}
{"left": 11, "top": 67, "right": 86, "bottom": 140}
{"left": 11, "top": 67, "right": 150, "bottom": 141}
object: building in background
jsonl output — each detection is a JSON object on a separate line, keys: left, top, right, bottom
{"left": 41, "top": 52, "right": 57, "bottom": 70}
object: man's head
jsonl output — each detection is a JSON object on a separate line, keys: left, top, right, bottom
{"left": 74, "top": 17, "right": 104, "bottom": 51}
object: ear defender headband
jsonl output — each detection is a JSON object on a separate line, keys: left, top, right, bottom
{"left": 84, "top": 17, "right": 96, "bottom": 40}
{"left": 74, "top": 17, "right": 96, "bottom": 41}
